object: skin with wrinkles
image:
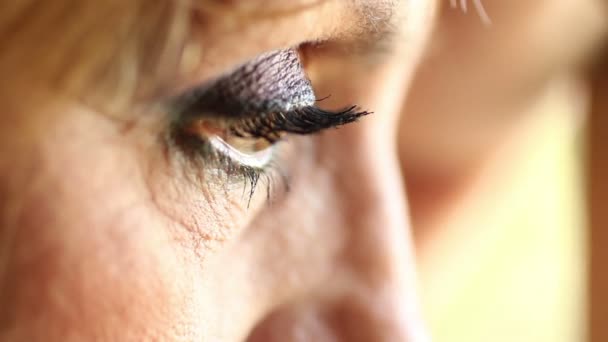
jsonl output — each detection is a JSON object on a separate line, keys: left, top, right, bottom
{"left": 0, "top": 0, "right": 604, "bottom": 341}
{"left": 0, "top": 1, "right": 436, "bottom": 341}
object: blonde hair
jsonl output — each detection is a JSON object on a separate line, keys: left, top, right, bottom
{"left": 0, "top": 0, "right": 193, "bottom": 111}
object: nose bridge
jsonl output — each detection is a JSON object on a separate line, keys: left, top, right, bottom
{"left": 316, "top": 123, "right": 427, "bottom": 341}
{"left": 327, "top": 110, "right": 412, "bottom": 282}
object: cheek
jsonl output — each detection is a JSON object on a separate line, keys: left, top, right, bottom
{"left": 0, "top": 110, "right": 204, "bottom": 340}
{"left": 0, "top": 99, "right": 303, "bottom": 340}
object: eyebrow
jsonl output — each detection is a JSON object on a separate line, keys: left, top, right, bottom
{"left": 197, "top": 0, "right": 333, "bottom": 18}
{"left": 197, "top": 0, "right": 400, "bottom": 42}
{"left": 193, "top": 0, "right": 403, "bottom": 67}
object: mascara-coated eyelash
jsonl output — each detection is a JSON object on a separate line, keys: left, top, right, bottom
{"left": 227, "top": 105, "right": 368, "bottom": 143}
{"left": 169, "top": 48, "right": 370, "bottom": 201}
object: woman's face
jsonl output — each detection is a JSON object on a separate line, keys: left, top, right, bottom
{"left": 4, "top": 0, "right": 605, "bottom": 339}
{"left": 0, "top": 0, "right": 437, "bottom": 340}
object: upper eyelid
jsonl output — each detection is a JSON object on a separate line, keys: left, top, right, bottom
{"left": 170, "top": 49, "right": 370, "bottom": 143}
{"left": 171, "top": 49, "right": 316, "bottom": 120}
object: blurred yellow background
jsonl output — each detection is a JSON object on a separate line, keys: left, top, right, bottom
{"left": 418, "top": 79, "right": 587, "bottom": 342}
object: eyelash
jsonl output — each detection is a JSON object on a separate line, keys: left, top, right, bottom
{"left": 172, "top": 104, "right": 370, "bottom": 203}
{"left": 229, "top": 105, "right": 369, "bottom": 142}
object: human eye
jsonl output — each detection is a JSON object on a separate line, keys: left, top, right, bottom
{"left": 167, "top": 48, "right": 369, "bottom": 200}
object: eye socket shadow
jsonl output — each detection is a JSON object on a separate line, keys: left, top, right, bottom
{"left": 173, "top": 48, "right": 316, "bottom": 119}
